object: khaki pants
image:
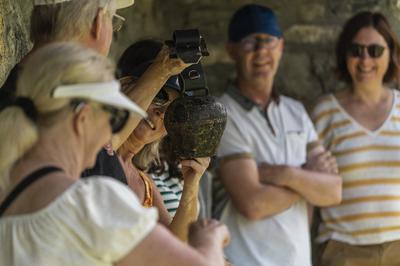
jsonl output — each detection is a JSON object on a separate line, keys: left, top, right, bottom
{"left": 319, "top": 240, "right": 400, "bottom": 266}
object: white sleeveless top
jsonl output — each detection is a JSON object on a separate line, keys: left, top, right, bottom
{"left": 0, "top": 177, "right": 158, "bottom": 266}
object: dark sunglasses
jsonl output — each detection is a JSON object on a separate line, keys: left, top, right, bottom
{"left": 102, "top": 105, "right": 130, "bottom": 134}
{"left": 71, "top": 100, "right": 129, "bottom": 134}
{"left": 348, "top": 43, "right": 386, "bottom": 58}
{"left": 152, "top": 87, "right": 170, "bottom": 106}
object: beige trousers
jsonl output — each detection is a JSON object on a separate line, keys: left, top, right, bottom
{"left": 320, "top": 239, "right": 400, "bottom": 266}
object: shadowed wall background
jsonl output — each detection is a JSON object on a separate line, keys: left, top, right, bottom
{"left": 2, "top": 0, "right": 400, "bottom": 107}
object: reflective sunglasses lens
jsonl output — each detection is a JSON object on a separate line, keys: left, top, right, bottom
{"left": 103, "top": 106, "right": 129, "bottom": 133}
{"left": 348, "top": 44, "right": 363, "bottom": 57}
{"left": 152, "top": 89, "right": 169, "bottom": 106}
{"left": 111, "top": 110, "right": 129, "bottom": 133}
{"left": 348, "top": 44, "right": 385, "bottom": 58}
{"left": 368, "top": 45, "right": 385, "bottom": 58}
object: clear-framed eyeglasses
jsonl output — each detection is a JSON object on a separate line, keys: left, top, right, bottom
{"left": 240, "top": 35, "right": 280, "bottom": 52}
{"left": 112, "top": 13, "right": 125, "bottom": 32}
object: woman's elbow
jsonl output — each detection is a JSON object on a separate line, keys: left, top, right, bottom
{"left": 321, "top": 176, "right": 343, "bottom": 206}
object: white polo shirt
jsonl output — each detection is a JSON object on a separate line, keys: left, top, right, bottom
{"left": 215, "top": 86, "right": 317, "bottom": 266}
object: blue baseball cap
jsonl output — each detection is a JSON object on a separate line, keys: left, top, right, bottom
{"left": 228, "top": 4, "right": 282, "bottom": 42}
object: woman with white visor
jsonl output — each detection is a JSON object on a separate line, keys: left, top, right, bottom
{"left": 0, "top": 42, "right": 229, "bottom": 266}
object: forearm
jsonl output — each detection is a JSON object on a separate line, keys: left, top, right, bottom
{"left": 112, "top": 65, "right": 170, "bottom": 149}
{"left": 192, "top": 240, "right": 226, "bottom": 266}
{"left": 237, "top": 184, "right": 300, "bottom": 220}
{"left": 153, "top": 187, "right": 173, "bottom": 226}
{"left": 127, "top": 63, "right": 170, "bottom": 109}
{"left": 283, "top": 167, "right": 342, "bottom": 206}
{"left": 169, "top": 180, "right": 199, "bottom": 242}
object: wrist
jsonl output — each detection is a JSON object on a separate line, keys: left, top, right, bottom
{"left": 282, "top": 166, "right": 295, "bottom": 187}
{"left": 148, "top": 61, "right": 172, "bottom": 80}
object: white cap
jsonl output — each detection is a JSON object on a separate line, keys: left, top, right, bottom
{"left": 52, "top": 80, "right": 147, "bottom": 118}
{"left": 115, "top": 0, "right": 134, "bottom": 9}
{"left": 33, "top": 0, "right": 135, "bottom": 9}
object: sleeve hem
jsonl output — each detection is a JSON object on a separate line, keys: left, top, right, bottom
{"left": 113, "top": 207, "right": 158, "bottom": 262}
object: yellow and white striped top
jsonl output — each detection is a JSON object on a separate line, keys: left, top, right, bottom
{"left": 312, "top": 90, "right": 400, "bottom": 245}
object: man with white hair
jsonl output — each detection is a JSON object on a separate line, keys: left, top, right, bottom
{"left": 0, "top": 0, "right": 188, "bottom": 183}
{"left": 1, "top": 0, "right": 132, "bottom": 107}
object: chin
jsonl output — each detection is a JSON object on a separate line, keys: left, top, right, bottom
{"left": 355, "top": 75, "right": 377, "bottom": 84}
{"left": 83, "top": 158, "right": 97, "bottom": 171}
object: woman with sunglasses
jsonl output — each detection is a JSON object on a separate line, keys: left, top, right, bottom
{"left": 0, "top": 42, "right": 229, "bottom": 266}
{"left": 312, "top": 12, "right": 400, "bottom": 265}
{"left": 116, "top": 40, "right": 209, "bottom": 242}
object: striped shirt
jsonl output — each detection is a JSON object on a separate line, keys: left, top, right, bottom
{"left": 150, "top": 173, "right": 183, "bottom": 217}
{"left": 312, "top": 90, "right": 400, "bottom": 245}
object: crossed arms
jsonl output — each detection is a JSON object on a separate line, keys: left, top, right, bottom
{"left": 218, "top": 145, "right": 342, "bottom": 220}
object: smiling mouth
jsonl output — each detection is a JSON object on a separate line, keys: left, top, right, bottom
{"left": 357, "top": 67, "right": 375, "bottom": 74}
{"left": 144, "top": 118, "right": 156, "bottom": 130}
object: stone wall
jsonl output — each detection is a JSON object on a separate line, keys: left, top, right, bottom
{"left": 0, "top": 0, "right": 32, "bottom": 87}
{"left": 2, "top": 0, "right": 400, "bottom": 107}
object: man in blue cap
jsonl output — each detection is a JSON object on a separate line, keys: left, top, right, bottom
{"left": 214, "top": 4, "right": 342, "bottom": 265}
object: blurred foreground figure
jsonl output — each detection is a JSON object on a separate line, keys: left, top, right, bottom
{"left": 0, "top": 42, "right": 229, "bottom": 266}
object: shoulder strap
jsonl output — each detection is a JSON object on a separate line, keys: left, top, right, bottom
{"left": 0, "top": 166, "right": 62, "bottom": 217}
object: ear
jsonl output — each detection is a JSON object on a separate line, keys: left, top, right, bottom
{"left": 226, "top": 42, "right": 238, "bottom": 61}
{"left": 90, "top": 9, "right": 104, "bottom": 39}
{"left": 72, "top": 104, "right": 91, "bottom": 137}
{"left": 278, "top": 38, "right": 285, "bottom": 53}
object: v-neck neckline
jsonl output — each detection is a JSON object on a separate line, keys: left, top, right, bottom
{"left": 330, "top": 90, "right": 397, "bottom": 136}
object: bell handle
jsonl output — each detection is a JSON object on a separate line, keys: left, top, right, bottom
{"left": 179, "top": 63, "right": 209, "bottom": 96}
{"left": 182, "top": 86, "right": 209, "bottom": 96}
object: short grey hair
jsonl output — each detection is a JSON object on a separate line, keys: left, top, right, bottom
{"left": 30, "top": 0, "right": 114, "bottom": 43}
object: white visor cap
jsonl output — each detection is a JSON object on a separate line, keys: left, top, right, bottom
{"left": 33, "top": 0, "right": 134, "bottom": 9}
{"left": 52, "top": 80, "right": 147, "bottom": 118}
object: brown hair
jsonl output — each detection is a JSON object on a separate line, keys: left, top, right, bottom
{"left": 335, "top": 11, "right": 400, "bottom": 85}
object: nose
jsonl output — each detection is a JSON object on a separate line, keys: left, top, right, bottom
{"left": 254, "top": 44, "right": 271, "bottom": 55}
{"left": 254, "top": 42, "right": 271, "bottom": 52}
{"left": 150, "top": 108, "right": 165, "bottom": 120}
{"left": 359, "top": 47, "right": 371, "bottom": 60}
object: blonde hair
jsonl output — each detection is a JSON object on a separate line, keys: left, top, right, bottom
{"left": 133, "top": 141, "right": 162, "bottom": 171}
{"left": 30, "top": 0, "right": 114, "bottom": 43}
{"left": 0, "top": 42, "right": 115, "bottom": 191}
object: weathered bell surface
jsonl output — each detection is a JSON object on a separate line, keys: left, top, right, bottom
{"left": 164, "top": 95, "right": 227, "bottom": 158}
{"left": 164, "top": 29, "right": 226, "bottom": 158}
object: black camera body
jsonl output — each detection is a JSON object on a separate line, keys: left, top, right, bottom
{"left": 165, "top": 29, "right": 209, "bottom": 64}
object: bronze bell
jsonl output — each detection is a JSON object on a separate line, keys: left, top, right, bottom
{"left": 164, "top": 29, "right": 227, "bottom": 158}
{"left": 164, "top": 63, "right": 227, "bottom": 159}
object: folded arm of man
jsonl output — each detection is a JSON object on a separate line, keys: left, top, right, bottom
{"left": 258, "top": 147, "right": 342, "bottom": 207}
{"left": 219, "top": 156, "right": 301, "bottom": 221}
